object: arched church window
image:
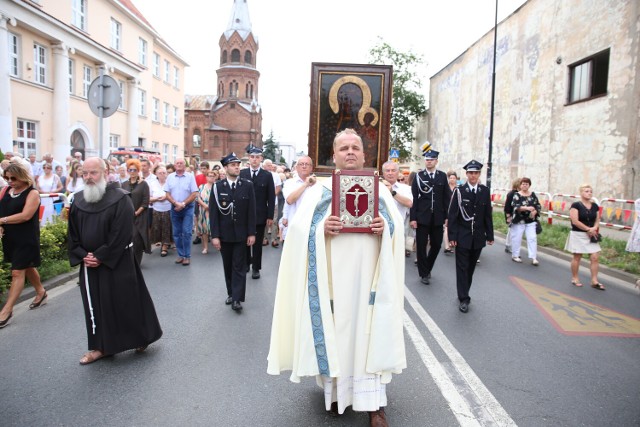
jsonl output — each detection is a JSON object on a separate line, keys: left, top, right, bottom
{"left": 231, "top": 49, "right": 240, "bottom": 63}
{"left": 244, "top": 51, "right": 252, "bottom": 65}
{"left": 222, "top": 51, "right": 227, "bottom": 65}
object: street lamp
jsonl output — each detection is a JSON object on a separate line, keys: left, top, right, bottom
{"left": 487, "top": 0, "right": 498, "bottom": 191}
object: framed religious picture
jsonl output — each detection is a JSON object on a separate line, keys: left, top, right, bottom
{"left": 308, "top": 63, "right": 392, "bottom": 175}
{"left": 331, "top": 169, "right": 379, "bottom": 233}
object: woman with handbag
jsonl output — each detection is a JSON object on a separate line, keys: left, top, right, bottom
{"left": 510, "top": 177, "right": 542, "bottom": 265}
{"left": 565, "top": 184, "right": 604, "bottom": 290}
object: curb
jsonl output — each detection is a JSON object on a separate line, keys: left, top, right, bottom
{"left": 16, "top": 268, "right": 79, "bottom": 305}
{"left": 494, "top": 232, "right": 639, "bottom": 288}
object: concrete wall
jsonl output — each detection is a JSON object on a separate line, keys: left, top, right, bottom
{"left": 426, "top": 0, "right": 640, "bottom": 199}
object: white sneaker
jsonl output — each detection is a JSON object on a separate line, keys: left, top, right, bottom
{"left": 512, "top": 257, "right": 522, "bottom": 263}
{"left": 532, "top": 259, "right": 539, "bottom": 266}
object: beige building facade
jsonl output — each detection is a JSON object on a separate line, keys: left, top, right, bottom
{"left": 424, "top": 0, "right": 640, "bottom": 199}
{"left": 0, "top": 0, "right": 187, "bottom": 164}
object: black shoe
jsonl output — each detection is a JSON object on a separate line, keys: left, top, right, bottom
{"left": 459, "top": 302, "right": 469, "bottom": 313}
{"left": 421, "top": 276, "right": 430, "bottom": 285}
{"left": 29, "top": 292, "right": 48, "bottom": 310}
{"left": 232, "top": 301, "right": 242, "bottom": 311}
{"left": 252, "top": 270, "right": 260, "bottom": 279}
{"left": 0, "top": 311, "right": 13, "bottom": 328}
{"left": 192, "top": 237, "right": 202, "bottom": 244}
{"left": 225, "top": 296, "right": 233, "bottom": 305}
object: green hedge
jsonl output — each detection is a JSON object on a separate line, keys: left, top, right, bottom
{"left": 0, "top": 219, "right": 73, "bottom": 302}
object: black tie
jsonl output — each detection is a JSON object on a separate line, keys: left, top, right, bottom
{"left": 231, "top": 182, "right": 236, "bottom": 193}
{"left": 430, "top": 173, "right": 434, "bottom": 180}
{"left": 472, "top": 188, "right": 476, "bottom": 194}
{"left": 252, "top": 170, "right": 257, "bottom": 180}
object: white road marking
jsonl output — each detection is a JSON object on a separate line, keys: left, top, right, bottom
{"left": 404, "top": 286, "right": 518, "bottom": 426}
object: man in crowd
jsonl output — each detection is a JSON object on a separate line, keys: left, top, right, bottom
{"left": 280, "top": 156, "right": 316, "bottom": 242}
{"left": 448, "top": 160, "right": 494, "bottom": 313}
{"left": 42, "top": 153, "right": 64, "bottom": 175}
{"left": 73, "top": 151, "right": 84, "bottom": 164}
{"left": 67, "top": 157, "right": 162, "bottom": 365}
{"left": 268, "top": 129, "right": 405, "bottom": 427}
{"left": 262, "top": 159, "right": 282, "bottom": 248}
{"left": 410, "top": 149, "right": 452, "bottom": 285}
{"left": 239, "top": 147, "right": 275, "bottom": 279}
{"left": 210, "top": 153, "right": 256, "bottom": 312}
{"left": 382, "top": 161, "right": 413, "bottom": 256}
{"left": 28, "top": 154, "right": 43, "bottom": 180}
{"left": 164, "top": 158, "right": 198, "bottom": 266}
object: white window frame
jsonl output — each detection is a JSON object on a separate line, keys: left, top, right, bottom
{"left": 138, "top": 38, "right": 147, "bottom": 66}
{"left": 82, "top": 65, "right": 92, "bottom": 98}
{"left": 153, "top": 98, "right": 160, "bottom": 122}
{"left": 110, "top": 18, "right": 122, "bottom": 51}
{"left": 163, "top": 143, "right": 169, "bottom": 163}
{"left": 33, "top": 43, "right": 47, "bottom": 85}
{"left": 163, "top": 102, "right": 169, "bottom": 125}
{"left": 172, "top": 145, "right": 177, "bottom": 162}
{"left": 109, "top": 134, "right": 120, "bottom": 149}
{"left": 72, "top": 0, "right": 87, "bottom": 31}
{"left": 16, "top": 119, "right": 38, "bottom": 157}
{"left": 173, "top": 106, "right": 179, "bottom": 127}
{"left": 138, "top": 89, "right": 146, "bottom": 116}
{"left": 68, "top": 59, "right": 74, "bottom": 94}
{"left": 164, "top": 60, "right": 170, "bottom": 83}
{"left": 151, "top": 141, "right": 159, "bottom": 151}
{"left": 8, "top": 32, "right": 19, "bottom": 77}
{"left": 173, "top": 66, "right": 179, "bottom": 88}
{"left": 118, "top": 80, "right": 125, "bottom": 109}
{"left": 153, "top": 52, "right": 160, "bottom": 77}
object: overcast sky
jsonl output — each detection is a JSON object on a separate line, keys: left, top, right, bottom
{"left": 134, "top": 0, "right": 528, "bottom": 152}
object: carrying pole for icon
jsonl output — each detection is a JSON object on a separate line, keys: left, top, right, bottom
{"left": 83, "top": 265, "right": 96, "bottom": 334}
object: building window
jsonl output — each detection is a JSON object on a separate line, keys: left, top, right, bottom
{"left": 231, "top": 49, "right": 240, "bottom": 62}
{"left": 163, "top": 143, "right": 169, "bottom": 163}
{"left": 172, "top": 145, "right": 177, "bottom": 162}
{"left": 33, "top": 43, "right": 47, "bottom": 85}
{"left": 163, "top": 102, "right": 169, "bottom": 125}
{"left": 138, "top": 38, "right": 147, "bottom": 66}
{"left": 221, "top": 50, "right": 227, "bottom": 64}
{"left": 246, "top": 82, "right": 253, "bottom": 99}
{"left": 173, "top": 106, "right": 179, "bottom": 127}
{"left": 153, "top": 98, "right": 159, "bottom": 122}
{"left": 16, "top": 119, "right": 37, "bottom": 157}
{"left": 164, "top": 60, "right": 170, "bottom": 83}
{"left": 72, "top": 0, "right": 87, "bottom": 31}
{"left": 8, "top": 32, "right": 19, "bottom": 77}
{"left": 229, "top": 80, "right": 238, "bottom": 97}
{"left": 68, "top": 59, "right": 74, "bottom": 94}
{"left": 110, "top": 18, "right": 122, "bottom": 51}
{"left": 244, "top": 50, "right": 252, "bottom": 65}
{"left": 153, "top": 52, "right": 160, "bottom": 77}
{"left": 109, "top": 134, "right": 120, "bottom": 149}
{"left": 152, "top": 141, "right": 159, "bottom": 151}
{"left": 568, "top": 49, "right": 609, "bottom": 104}
{"left": 173, "top": 66, "right": 179, "bottom": 88}
{"left": 82, "top": 65, "right": 92, "bottom": 98}
{"left": 118, "top": 80, "right": 125, "bottom": 109}
{"left": 138, "top": 89, "right": 146, "bottom": 116}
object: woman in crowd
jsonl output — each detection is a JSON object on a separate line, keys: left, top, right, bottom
{"left": 66, "top": 162, "right": 84, "bottom": 194}
{"left": 196, "top": 169, "right": 217, "bottom": 254}
{"left": 36, "top": 162, "right": 64, "bottom": 225}
{"left": 0, "top": 163, "right": 47, "bottom": 328}
{"left": 117, "top": 164, "right": 128, "bottom": 183}
{"left": 165, "top": 163, "right": 175, "bottom": 175}
{"left": 625, "top": 197, "right": 640, "bottom": 289}
{"left": 504, "top": 178, "right": 522, "bottom": 254}
{"left": 510, "top": 177, "right": 542, "bottom": 265}
{"left": 121, "top": 159, "right": 150, "bottom": 265}
{"left": 443, "top": 171, "right": 459, "bottom": 254}
{"left": 565, "top": 184, "right": 604, "bottom": 289}
{"left": 150, "top": 165, "right": 172, "bottom": 257}
{"left": 55, "top": 165, "right": 67, "bottom": 189}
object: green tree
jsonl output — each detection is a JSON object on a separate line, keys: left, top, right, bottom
{"left": 262, "top": 131, "right": 278, "bottom": 162}
{"left": 369, "top": 39, "right": 428, "bottom": 161}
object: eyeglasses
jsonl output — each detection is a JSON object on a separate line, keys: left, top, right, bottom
{"left": 128, "top": 168, "right": 139, "bottom": 173}
{"left": 43, "top": 166, "right": 52, "bottom": 169}
{"left": 4, "top": 176, "right": 19, "bottom": 181}
{"left": 297, "top": 163, "right": 311, "bottom": 167}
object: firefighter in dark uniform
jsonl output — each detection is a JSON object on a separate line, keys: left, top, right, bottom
{"left": 410, "top": 150, "right": 452, "bottom": 284}
{"left": 210, "top": 153, "right": 256, "bottom": 312}
{"left": 447, "top": 160, "right": 494, "bottom": 313}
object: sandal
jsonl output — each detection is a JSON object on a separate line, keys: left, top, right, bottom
{"left": 571, "top": 281, "right": 583, "bottom": 287}
{"left": 79, "top": 350, "right": 107, "bottom": 365}
{"left": 271, "top": 241, "right": 279, "bottom": 248}
{"left": 29, "top": 292, "right": 48, "bottom": 309}
{"left": 591, "top": 283, "right": 606, "bottom": 291}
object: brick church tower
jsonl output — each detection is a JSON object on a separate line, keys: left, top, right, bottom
{"left": 184, "top": 0, "right": 262, "bottom": 164}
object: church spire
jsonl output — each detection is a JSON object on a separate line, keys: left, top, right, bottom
{"left": 224, "top": 0, "right": 253, "bottom": 41}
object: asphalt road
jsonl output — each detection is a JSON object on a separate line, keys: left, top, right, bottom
{"left": 1, "top": 237, "right": 639, "bottom": 426}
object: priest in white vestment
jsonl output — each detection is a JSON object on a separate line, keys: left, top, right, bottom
{"left": 268, "top": 129, "right": 406, "bottom": 427}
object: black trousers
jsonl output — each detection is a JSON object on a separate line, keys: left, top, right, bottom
{"left": 416, "top": 223, "right": 444, "bottom": 278}
{"left": 247, "top": 224, "right": 266, "bottom": 271}
{"left": 221, "top": 241, "right": 247, "bottom": 302}
{"left": 454, "top": 245, "right": 483, "bottom": 303}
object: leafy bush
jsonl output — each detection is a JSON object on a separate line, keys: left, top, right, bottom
{"left": 0, "top": 218, "right": 73, "bottom": 303}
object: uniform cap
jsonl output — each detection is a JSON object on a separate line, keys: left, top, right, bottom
{"left": 423, "top": 149, "right": 439, "bottom": 159}
{"left": 463, "top": 160, "right": 483, "bottom": 171}
{"left": 221, "top": 152, "right": 241, "bottom": 166}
